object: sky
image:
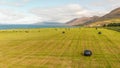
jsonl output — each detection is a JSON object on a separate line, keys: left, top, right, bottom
{"left": 0, "top": 0, "right": 120, "bottom": 24}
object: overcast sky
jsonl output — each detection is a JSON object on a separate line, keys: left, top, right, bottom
{"left": 0, "top": 0, "right": 120, "bottom": 24}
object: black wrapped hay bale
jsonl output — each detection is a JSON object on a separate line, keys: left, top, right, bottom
{"left": 84, "top": 50, "right": 92, "bottom": 56}
{"left": 62, "top": 31, "right": 65, "bottom": 34}
{"left": 98, "top": 31, "right": 102, "bottom": 34}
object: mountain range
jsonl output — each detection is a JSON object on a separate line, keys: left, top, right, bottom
{"left": 66, "top": 7, "right": 120, "bottom": 27}
{"left": 35, "top": 22, "right": 65, "bottom": 25}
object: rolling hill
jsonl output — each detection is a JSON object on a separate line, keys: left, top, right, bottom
{"left": 35, "top": 22, "right": 67, "bottom": 26}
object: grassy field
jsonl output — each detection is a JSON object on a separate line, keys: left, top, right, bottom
{"left": 0, "top": 28, "right": 120, "bottom": 68}
{"left": 105, "top": 27, "right": 120, "bottom": 32}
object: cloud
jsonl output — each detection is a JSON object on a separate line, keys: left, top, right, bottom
{"left": 0, "top": 0, "right": 31, "bottom": 7}
{"left": 31, "top": 4, "right": 105, "bottom": 23}
{"left": 22, "top": 0, "right": 31, "bottom": 3}
{"left": 0, "top": 3, "right": 115, "bottom": 24}
{"left": 106, "top": 0, "right": 120, "bottom": 2}
{"left": 91, "top": 0, "right": 120, "bottom": 9}
{"left": 0, "top": 9, "right": 42, "bottom": 24}
{"left": 0, "top": 4, "right": 109, "bottom": 24}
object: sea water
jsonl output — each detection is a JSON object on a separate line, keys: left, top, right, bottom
{"left": 0, "top": 24, "right": 74, "bottom": 30}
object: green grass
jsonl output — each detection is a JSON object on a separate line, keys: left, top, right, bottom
{"left": 0, "top": 28, "right": 120, "bottom": 68}
{"left": 105, "top": 27, "right": 120, "bottom": 32}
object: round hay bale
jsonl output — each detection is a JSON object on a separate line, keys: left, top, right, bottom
{"left": 98, "top": 31, "right": 102, "bottom": 34}
{"left": 83, "top": 50, "right": 92, "bottom": 56}
{"left": 25, "top": 31, "right": 29, "bottom": 33}
{"left": 62, "top": 31, "right": 65, "bottom": 34}
{"left": 96, "top": 27, "right": 98, "bottom": 30}
{"left": 55, "top": 29, "right": 57, "bottom": 31}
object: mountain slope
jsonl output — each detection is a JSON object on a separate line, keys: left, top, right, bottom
{"left": 102, "top": 7, "right": 120, "bottom": 19}
{"left": 66, "top": 16, "right": 99, "bottom": 26}
{"left": 88, "top": 7, "right": 120, "bottom": 26}
{"left": 67, "top": 7, "right": 120, "bottom": 26}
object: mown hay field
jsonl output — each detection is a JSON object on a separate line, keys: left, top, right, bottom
{"left": 0, "top": 28, "right": 120, "bottom": 68}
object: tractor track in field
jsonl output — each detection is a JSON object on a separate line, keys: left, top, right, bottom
{"left": 102, "top": 30, "right": 120, "bottom": 67}
{"left": 96, "top": 29, "right": 120, "bottom": 67}
{"left": 93, "top": 30, "right": 110, "bottom": 68}
{"left": 9, "top": 41, "right": 45, "bottom": 64}
{"left": 39, "top": 31, "right": 72, "bottom": 67}
{"left": 3, "top": 41, "right": 41, "bottom": 67}
{"left": 6, "top": 32, "right": 62, "bottom": 66}
{"left": 13, "top": 32, "right": 62, "bottom": 66}
{"left": 69, "top": 29, "right": 81, "bottom": 68}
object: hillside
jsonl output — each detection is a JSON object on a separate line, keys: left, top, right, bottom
{"left": 67, "top": 7, "right": 120, "bottom": 26}
{"left": 66, "top": 16, "right": 99, "bottom": 26}
{"left": 89, "top": 18, "right": 120, "bottom": 27}
{"left": 87, "top": 7, "right": 120, "bottom": 26}
{"left": 102, "top": 7, "right": 120, "bottom": 19}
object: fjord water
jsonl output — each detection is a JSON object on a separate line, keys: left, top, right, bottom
{"left": 0, "top": 24, "right": 71, "bottom": 29}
